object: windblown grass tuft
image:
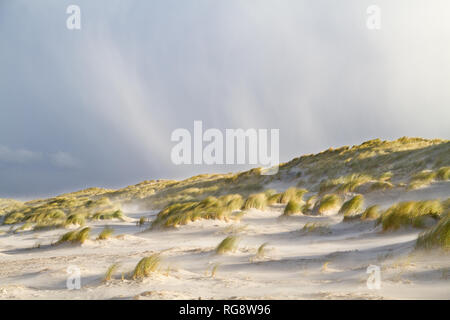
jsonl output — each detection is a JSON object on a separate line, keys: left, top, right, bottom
{"left": 319, "top": 174, "right": 372, "bottom": 194}
{"left": 97, "top": 226, "right": 114, "bottom": 240}
{"left": 104, "top": 263, "right": 119, "bottom": 282}
{"left": 65, "top": 213, "right": 86, "bottom": 227}
{"left": 436, "top": 166, "right": 450, "bottom": 181}
{"left": 280, "top": 188, "right": 307, "bottom": 204}
{"left": 256, "top": 242, "right": 268, "bottom": 258}
{"left": 339, "top": 195, "right": 364, "bottom": 217}
{"left": 380, "top": 200, "right": 444, "bottom": 231}
{"left": 215, "top": 236, "right": 240, "bottom": 254}
{"left": 267, "top": 193, "right": 282, "bottom": 205}
{"left": 301, "top": 222, "right": 331, "bottom": 235}
{"left": 317, "top": 194, "right": 342, "bottom": 215}
{"left": 416, "top": 213, "right": 449, "bottom": 250}
{"left": 361, "top": 205, "right": 381, "bottom": 220}
{"left": 151, "top": 194, "right": 244, "bottom": 228}
{"left": 92, "top": 209, "right": 124, "bottom": 221}
{"left": 283, "top": 200, "right": 303, "bottom": 216}
{"left": 407, "top": 170, "right": 436, "bottom": 190}
{"left": 132, "top": 254, "right": 161, "bottom": 280}
{"left": 242, "top": 193, "right": 267, "bottom": 210}
{"left": 57, "top": 227, "right": 91, "bottom": 245}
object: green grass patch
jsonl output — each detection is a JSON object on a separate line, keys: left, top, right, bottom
{"left": 57, "top": 227, "right": 91, "bottom": 245}
{"left": 436, "top": 166, "right": 450, "bottom": 181}
{"left": 215, "top": 236, "right": 240, "bottom": 254}
{"left": 65, "top": 213, "right": 86, "bottom": 227}
{"left": 104, "top": 263, "right": 120, "bottom": 282}
{"left": 97, "top": 226, "right": 114, "bottom": 240}
{"left": 280, "top": 187, "right": 307, "bottom": 204}
{"left": 283, "top": 200, "right": 303, "bottom": 216}
{"left": 267, "top": 193, "right": 282, "bottom": 205}
{"left": 132, "top": 254, "right": 161, "bottom": 280}
{"left": 379, "top": 171, "right": 393, "bottom": 181}
{"left": 339, "top": 195, "right": 364, "bottom": 217}
{"left": 317, "top": 194, "right": 342, "bottom": 215}
{"left": 370, "top": 181, "right": 394, "bottom": 192}
{"left": 407, "top": 170, "right": 436, "bottom": 190}
{"left": 151, "top": 194, "right": 245, "bottom": 228}
{"left": 301, "top": 222, "right": 331, "bottom": 235}
{"left": 380, "top": 200, "right": 444, "bottom": 231}
{"left": 243, "top": 193, "right": 267, "bottom": 210}
{"left": 319, "top": 174, "right": 372, "bottom": 194}
{"left": 92, "top": 209, "right": 124, "bottom": 221}
{"left": 256, "top": 242, "right": 268, "bottom": 258}
{"left": 416, "top": 213, "right": 449, "bottom": 250}
{"left": 361, "top": 205, "right": 381, "bottom": 220}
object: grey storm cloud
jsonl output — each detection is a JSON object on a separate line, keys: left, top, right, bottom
{"left": 0, "top": 145, "right": 80, "bottom": 168}
{"left": 0, "top": 0, "right": 449, "bottom": 198}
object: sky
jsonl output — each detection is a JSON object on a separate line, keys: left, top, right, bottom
{"left": 0, "top": 0, "right": 449, "bottom": 199}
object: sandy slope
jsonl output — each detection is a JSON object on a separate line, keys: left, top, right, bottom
{"left": 0, "top": 184, "right": 449, "bottom": 300}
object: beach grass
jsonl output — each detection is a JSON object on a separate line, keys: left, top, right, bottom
{"left": 97, "top": 226, "right": 114, "bottom": 240}
{"left": 216, "top": 236, "right": 240, "bottom": 254}
{"left": 339, "top": 195, "right": 364, "bottom": 217}
{"left": 57, "top": 227, "right": 91, "bottom": 245}
{"left": 380, "top": 200, "right": 444, "bottom": 231}
{"left": 132, "top": 254, "right": 161, "bottom": 280}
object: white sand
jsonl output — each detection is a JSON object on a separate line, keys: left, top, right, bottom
{"left": 0, "top": 184, "right": 449, "bottom": 300}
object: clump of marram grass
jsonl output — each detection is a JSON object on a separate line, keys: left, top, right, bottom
{"left": 24, "top": 209, "right": 66, "bottom": 226}
{"left": 97, "top": 226, "right": 114, "bottom": 240}
{"left": 242, "top": 193, "right": 267, "bottom": 210}
{"left": 221, "top": 194, "right": 244, "bottom": 212}
{"left": 256, "top": 242, "right": 268, "bottom": 258}
{"left": 65, "top": 213, "right": 86, "bottom": 227}
{"left": 317, "top": 194, "right": 342, "bottom": 215}
{"left": 416, "top": 213, "right": 449, "bottom": 250}
{"left": 436, "top": 166, "right": 450, "bottom": 181}
{"left": 215, "top": 236, "right": 240, "bottom": 254}
{"left": 104, "top": 263, "right": 120, "bottom": 282}
{"left": 57, "top": 227, "right": 91, "bottom": 245}
{"left": 132, "top": 254, "right": 161, "bottom": 280}
{"left": 407, "top": 170, "right": 436, "bottom": 190}
{"left": 151, "top": 194, "right": 244, "bottom": 228}
{"left": 3, "top": 211, "right": 25, "bottom": 225}
{"left": 279, "top": 187, "right": 307, "bottom": 204}
{"left": 33, "top": 220, "right": 65, "bottom": 231}
{"left": 283, "top": 200, "right": 303, "bottom": 216}
{"left": 267, "top": 193, "right": 282, "bottom": 205}
{"left": 339, "top": 195, "right": 364, "bottom": 217}
{"left": 361, "top": 205, "right": 381, "bottom": 220}
{"left": 443, "top": 198, "right": 450, "bottom": 211}
{"left": 370, "top": 181, "right": 394, "bottom": 192}
{"left": 319, "top": 174, "right": 372, "bottom": 194}
{"left": 211, "top": 263, "right": 220, "bottom": 278}
{"left": 379, "top": 171, "right": 393, "bottom": 181}
{"left": 380, "top": 200, "right": 444, "bottom": 231}
{"left": 92, "top": 209, "right": 124, "bottom": 221}
{"left": 301, "top": 222, "right": 331, "bottom": 235}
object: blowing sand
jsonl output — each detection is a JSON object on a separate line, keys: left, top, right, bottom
{"left": 0, "top": 183, "right": 449, "bottom": 300}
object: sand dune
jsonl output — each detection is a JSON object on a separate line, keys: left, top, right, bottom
{"left": 0, "top": 182, "right": 448, "bottom": 300}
